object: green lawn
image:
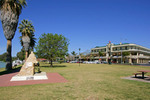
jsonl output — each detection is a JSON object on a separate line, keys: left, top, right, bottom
{"left": 0, "top": 63, "right": 150, "bottom": 100}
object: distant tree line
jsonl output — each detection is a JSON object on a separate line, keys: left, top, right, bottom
{"left": 0, "top": 53, "right": 7, "bottom": 62}
{"left": 0, "top": 52, "right": 17, "bottom": 62}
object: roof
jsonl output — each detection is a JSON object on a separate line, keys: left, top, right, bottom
{"left": 95, "top": 43, "right": 130, "bottom": 48}
{"left": 114, "top": 43, "right": 129, "bottom": 46}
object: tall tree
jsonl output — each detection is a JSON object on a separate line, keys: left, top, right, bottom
{"left": 71, "top": 51, "right": 77, "bottom": 61}
{"left": 18, "top": 19, "right": 35, "bottom": 61}
{"left": 35, "top": 33, "right": 69, "bottom": 67}
{"left": 16, "top": 48, "right": 25, "bottom": 61}
{"left": 0, "top": 52, "right": 7, "bottom": 62}
{"left": 29, "top": 33, "right": 36, "bottom": 51}
{"left": 80, "top": 50, "right": 90, "bottom": 61}
{"left": 0, "top": 0, "right": 27, "bottom": 70}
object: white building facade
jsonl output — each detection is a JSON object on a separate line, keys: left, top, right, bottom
{"left": 91, "top": 43, "right": 150, "bottom": 64}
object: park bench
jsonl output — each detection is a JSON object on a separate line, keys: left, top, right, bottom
{"left": 133, "top": 73, "right": 142, "bottom": 78}
{"left": 133, "top": 70, "right": 150, "bottom": 79}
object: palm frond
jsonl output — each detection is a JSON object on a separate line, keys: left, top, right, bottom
{"left": 18, "top": 19, "right": 36, "bottom": 51}
{"left": 0, "top": 0, "right": 27, "bottom": 15}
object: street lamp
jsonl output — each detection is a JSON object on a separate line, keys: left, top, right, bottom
{"left": 108, "top": 41, "right": 112, "bottom": 65}
{"left": 79, "top": 48, "right": 81, "bottom": 66}
{"left": 121, "top": 47, "right": 122, "bottom": 64}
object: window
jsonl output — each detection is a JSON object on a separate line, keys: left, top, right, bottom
{"left": 117, "top": 47, "right": 120, "bottom": 50}
{"left": 122, "top": 47, "right": 125, "bottom": 50}
{"left": 120, "top": 47, "right": 122, "bottom": 50}
{"left": 113, "top": 48, "right": 117, "bottom": 51}
{"left": 115, "top": 48, "right": 117, "bottom": 51}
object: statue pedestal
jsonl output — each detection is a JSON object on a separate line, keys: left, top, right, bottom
{"left": 17, "top": 52, "right": 37, "bottom": 76}
{"left": 10, "top": 72, "right": 48, "bottom": 81}
{"left": 10, "top": 52, "right": 48, "bottom": 81}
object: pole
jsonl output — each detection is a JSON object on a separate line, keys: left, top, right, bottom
{"left": 121, "top": 47, "right": 122, "bottom": 64}
{"left": 79, "top": 48, "right": 80, "bottom": 66}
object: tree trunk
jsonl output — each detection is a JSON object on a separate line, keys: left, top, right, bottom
{"left": 1, "top": 10, "right": 19, "bottom": 70}
{"left": 25, "top": 51, "right": 28, "bottom": 61}
{"left": 32, "top": 47, "right": 34, "bottom": 52}
{"left": 6, "top": 40, "right": 12, "bottom": 70}
{"left": 27, "top": 49, "right": 30, "bottom": 57}
{"left": 50, "top": 59, "right": 53, "bottom": 67}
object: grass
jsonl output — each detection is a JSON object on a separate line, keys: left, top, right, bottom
{"left": 0, "top": 63, "right": 150, "bottom": 100}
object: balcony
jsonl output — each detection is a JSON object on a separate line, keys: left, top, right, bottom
{"left": 112, "top": 49, "right": 150, "bottom": 54}
{"left": 126, "top": 55, "right": 150, "bottom": 59}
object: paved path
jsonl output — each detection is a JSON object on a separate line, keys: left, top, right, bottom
{"left": 0, "top": 72, "right": 68, "bottom": 87}
{"left": 122, "top": 76, "right": 150, "bottom": 83}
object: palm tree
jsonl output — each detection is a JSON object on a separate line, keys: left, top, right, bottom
{"left": 29, "top": 33, "right": 36, "bottom": 51}
{"left": 0, "top": 0, "right": 27, "bottom": 70}
{"left": 18, "top": 19, "right": 35, "bottom": 61}
{"left": 19, "top": 32, "right": 36, "bottom": 55}
{"left": 122, "top": 52, "right": 130, "bottom": 63}
{"left": 71, "top": 51, "right": 76, "bottom": 61}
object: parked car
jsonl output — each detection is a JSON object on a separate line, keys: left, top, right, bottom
{"left": 70, "top": 61, "right": 77, "bottom": 63}
{"left": 83, "top": 61, "right": 88, "bottom": 64}
{"left": 12, "top": 60, "right": 23, "bottom": 67}
{"left": 101, "top": 61, "right": 108, "bottom": 64}
{"left": 77, "top": 61, "right": 83, "bottom": 63}
{"left": 87, "top": 61, "right": 91, "bottom": 64}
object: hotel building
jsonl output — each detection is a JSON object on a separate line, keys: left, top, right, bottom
{"left": 91, "top": 42, "right": 150, "bottom": 64}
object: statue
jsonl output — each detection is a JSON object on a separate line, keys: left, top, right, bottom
{"left": 17, "top": 51, "right": 38, "bottom": 76}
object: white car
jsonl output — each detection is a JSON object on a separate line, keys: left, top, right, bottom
{"left": 12, "top": 60, "right": 23, "bottom": 67}
{"left": 83, "top": 61, "right": 88, "bottom": 64}
{"left": 70, "top": 61, "right": 77, "bottom": 63}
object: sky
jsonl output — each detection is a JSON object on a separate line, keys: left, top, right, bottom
{"left": 0, "top": 0, "right": 150, "bottom": 56}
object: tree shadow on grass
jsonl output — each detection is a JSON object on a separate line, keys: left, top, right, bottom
{"left": 41, "top": 65, "right": 67, "bottom": 68}
{"left": 0, "top": 66, "right": 21, "bottom": 76}
{"left": 53, "top": 65, "right": 67, "bottom": 67}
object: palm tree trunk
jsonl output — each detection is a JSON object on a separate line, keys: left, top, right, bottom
{"left": 32, "top": 47, "right": 34, "bottom": 52}
{"left": 27, "top": 49, "right": 30, "bottom": 57}
{"left": 25, "top": 51, "right": 28, "bottom": 61}
{"left": 6, "top": 40, "right": 12, "bottom": 70}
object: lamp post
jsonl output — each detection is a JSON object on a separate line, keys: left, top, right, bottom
{"left": 79, "top": 48, "right": 81, "bottom": 66}
{"left": 121, "top": 47, "right": 122, "bottom": 64}
{"left": 108, "top": 41, "right": 112, "bottom": 65}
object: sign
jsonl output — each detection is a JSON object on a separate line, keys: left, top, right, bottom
{"left": 27, "top": 62, "right": 33, "bottom": 66}
{"left": 25, "top": 62, "right": 33, "bottom": 68}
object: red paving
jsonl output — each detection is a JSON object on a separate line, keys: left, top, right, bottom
{"left": 0, "top": 72, "right": 68, "bottom": 87}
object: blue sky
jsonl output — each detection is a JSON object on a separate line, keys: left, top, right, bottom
{"left": 0, "top": 0, "right": 150, "bottom": 56}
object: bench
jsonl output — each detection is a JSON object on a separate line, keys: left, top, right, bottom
{"left": 133, "top": 73, "right": 142, "bottom": 78}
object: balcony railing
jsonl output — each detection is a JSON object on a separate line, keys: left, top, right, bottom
{"left": 93, "top": 55, "right": 150, "bottom": 59}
